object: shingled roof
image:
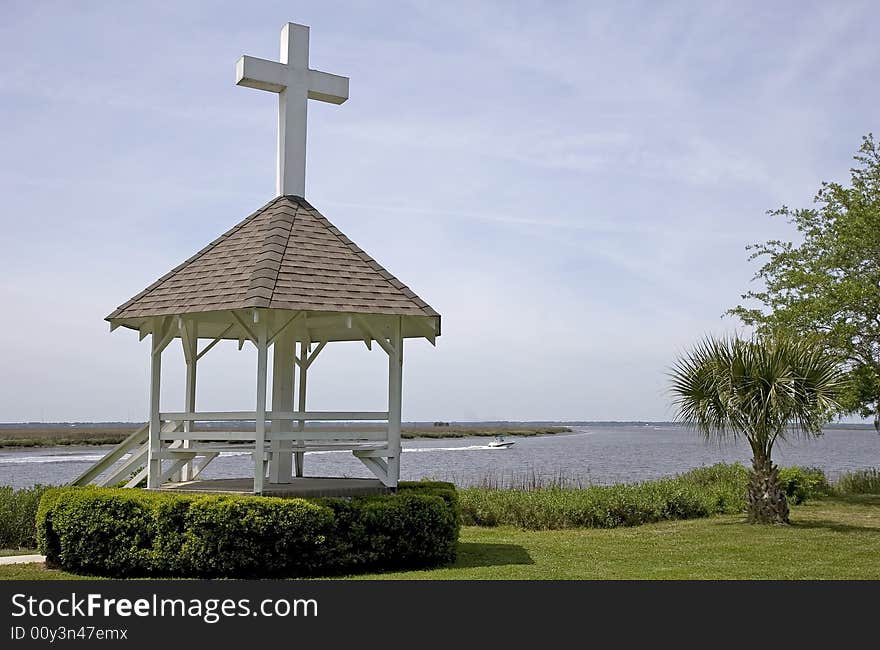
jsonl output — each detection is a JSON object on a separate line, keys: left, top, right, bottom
{"left": 106, "top": 196, "right": 438, "bottom": 322}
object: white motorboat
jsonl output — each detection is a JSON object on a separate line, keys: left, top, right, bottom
{"left": 487, "top": 436, "right": 515, "bottom": 449}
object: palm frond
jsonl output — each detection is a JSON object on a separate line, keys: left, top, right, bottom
{"left": 668, "top": 334, "right": 846, "bottom": 458}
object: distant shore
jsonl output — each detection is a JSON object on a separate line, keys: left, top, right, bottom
{"left": 0, "top": 425, "right": 572, "bottom": 448}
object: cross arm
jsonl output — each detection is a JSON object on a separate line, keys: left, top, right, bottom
{"left": 235, "top": 55, "right": 288, "bottom": 93}
{"left": 308, "top": 70, "right": 349, "bottom": 104}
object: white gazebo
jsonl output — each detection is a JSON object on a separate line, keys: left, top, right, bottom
{"left": 72, "top": 22, "right": 440, "bottom": 495}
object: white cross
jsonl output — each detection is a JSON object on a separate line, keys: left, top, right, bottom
{"left": 236, "top": 23, "right": 349, "bottom": 197}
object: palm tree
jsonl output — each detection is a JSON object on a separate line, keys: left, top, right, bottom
{"left": 669, "top": 336, "right": 844, "bottom": 524}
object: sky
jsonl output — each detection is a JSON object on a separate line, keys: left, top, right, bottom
{"left": 1, "top": 1, "right": 877, "bottom": 423}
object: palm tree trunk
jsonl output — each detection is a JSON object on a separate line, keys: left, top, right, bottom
{"left": 747, "top": 455, "right": 790, "bottom": 524}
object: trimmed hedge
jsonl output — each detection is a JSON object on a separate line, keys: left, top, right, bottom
{"left": 37, "top": 481, "right": 459, "bottom": 578}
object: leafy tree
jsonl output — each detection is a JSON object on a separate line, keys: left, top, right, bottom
{"left": 729, "top": 134, "right": 880, "bottom": 431}
{"left": 669, "top": 336, "right": 843, "bottom": 524}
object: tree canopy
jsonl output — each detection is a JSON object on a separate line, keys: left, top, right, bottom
{"left": 729, "top": 134, "right": 880, "bottom": 431}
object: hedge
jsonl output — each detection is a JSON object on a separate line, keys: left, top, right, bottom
{"left": 37, "top": 481, "right": 459, "bottom": 578}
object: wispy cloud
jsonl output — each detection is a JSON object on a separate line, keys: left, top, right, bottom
{"left": 0, "top": 0, "right": 876, "bottom": 421}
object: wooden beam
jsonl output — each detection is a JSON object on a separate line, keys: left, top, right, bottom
{"left": 159, "top": 410, "right": 389, "bottom": 421}
{"left": 125, "top": 467, "right": 148, "bottom": 488}
{"left": 181, "top": 319, "right": 198, "bottom": 481}
{"left": 269, "top": 328, "right": 295, "bottom": 483}
{"left": 253, "top": 321, "right": 269, "bottom": 494}
{"left": 268, "top": 410, "right": 389, "bottom": 421}
{"left": 357, "top": 456, "right": 392, "bottom": 486}
{"left": 352, "top": 446, "right": 393, "bottom": 457}
{"left": 347, "top": 315, "right": 373, "bottom": 351}
{"left": 69, "top": 423, "right": 148, "bottom": 486}
{"left": 295, "top": 339, "right": 307, "bottom": 477}
{"left": 160, "top": 410, "right": 258, "bottom": 421}
{"left": 189, "top": 452, "right": 219, "bottom": 480}
{"left": 160, "top": 430, "right": 388, "bottom": 441}
{"left": 407, "top": 315, "right": 437, "bottom": 346}
{"left": 154, "top": 318, "right": 177, "bottom": 354}
{"left": 386, "top": 316, "right": 403, "bottom": 488}
{"left": 196, "top": 324, "right": 233, "bottom": 360}
{"left": 300, "top": 314, "right": 312, "bottom": 351}
{"left": 147, "top": 320, "right": 164, "bottom": 488}
{"left": 98, "top": 447, "right": 148, "bottom": 487}
{"left": 268, "top": 311, "right": 302, "bottom": 347}
{"left": 354, "top": 315, "right": 394, "bottom": 356}
{"left": 231, "top": 311, "right": 258, "bottom": 346}
{"left": 305, "top": 340, "right": 327, "bottom": 369}
{"left": 157, "top": 456, "right": 198, "bottom": 484}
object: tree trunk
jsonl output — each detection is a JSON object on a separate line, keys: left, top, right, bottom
{"left": 874, "top": 401, "right": 879, "bottom": 434}
{"left": 747, "top": 456, "right": 790, "bottom": 524}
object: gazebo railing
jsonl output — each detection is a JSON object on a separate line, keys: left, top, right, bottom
{"left": 151, "top": 410, "right": 392, "bottom": 483}
{"left": 159, "top": 410, "right": 389, "bottom": 422}
{"left": 157, "top": 411, "right": 389, "bottom": 443}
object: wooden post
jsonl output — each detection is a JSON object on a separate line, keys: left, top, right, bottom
{"left": 295, "top": 340, "right": 308, "bottom": 477}
{"left": 147, "top": 318, "right": 164, "bottom": 489}
{"left": 181, "top": 320, "right": 198, "bottom": 482}
{"left": 387, "top": 316, "right": 403, "bottom": 487}
{"left": 254, "top": 318, "right": 269, "bottom": 494}
{"left": 270, "top": 328, "right": 295, "bottom": 483}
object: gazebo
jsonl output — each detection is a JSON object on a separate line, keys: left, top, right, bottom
{"left": 72, "top": 22, "right": 440, "bottom": 495}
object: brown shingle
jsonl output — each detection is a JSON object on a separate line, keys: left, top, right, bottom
{"left": 106, "top": 196, "right": 439, "bottom": 321}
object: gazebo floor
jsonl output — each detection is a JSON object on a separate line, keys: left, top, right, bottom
{"left": 152, "top": 477, "right": 391, "bottom": 498}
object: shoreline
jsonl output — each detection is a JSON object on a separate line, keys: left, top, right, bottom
{"left": 0, "top": 425, "right": 572, "bottom": 449}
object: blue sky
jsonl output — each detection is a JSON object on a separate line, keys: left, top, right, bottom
{"left": 1, "top": 1, "right": 877, "bottom": 422}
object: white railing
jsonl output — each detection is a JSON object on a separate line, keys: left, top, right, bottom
{"left": 159, "top": 411, "right": 389, "bottom": 422}
{"left": 159, "top": 430, "right": 388, "bottom": 441}
{"left": 155, "top": 411, "right": 390, "bottom": 452}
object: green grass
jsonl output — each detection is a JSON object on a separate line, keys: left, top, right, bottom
{"left": 0, "top": 548, "right": 37, "bottom": 557}
{"left": 354, "top": 495, "right": 880, "bottom": 579}
{"left": 837, "top": 469, "right": 880, "bottom": 495}
{"left": 4, "top": 495, "right": 878, "bottom": 580}
{"left": 0, "top": 564, "right": 92, "bottom": 580}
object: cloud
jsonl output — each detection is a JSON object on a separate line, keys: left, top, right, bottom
{"left": 0, "top": 1, "right": 877, "bottom": 421}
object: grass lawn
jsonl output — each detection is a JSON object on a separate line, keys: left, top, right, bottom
{"left": 0, "top": 548, "right": 37, "bottom": 557}
{"left": 2, "top": 495, "right": 878, "bottom": 580}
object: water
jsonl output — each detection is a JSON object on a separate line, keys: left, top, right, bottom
{"left": 2, "top": 424, "right": 879, "bottom": 489}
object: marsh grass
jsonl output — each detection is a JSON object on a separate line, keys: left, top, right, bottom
{"left": 0, "top": 484, "right": 50, "bottom": 548}
{"left": 0, "top": 425, "right": 570, "bottom": 448}
{"left": 836, "top": 468, "right": 880, "bottom": 494}
{"left": 457, "top": 463, "right": 838, "bottom": 530}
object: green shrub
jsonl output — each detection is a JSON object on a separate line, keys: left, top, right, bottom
{"left": 836, "top": 469, "right": 880, "bottom": 495}
{"left": 36, "top": 481, "right": 459, "bottom": 578}
{"left": 778, "top": 466, "right": 832, "bottom": 504}
{"left": 459, "top": 463, "right": 833, "bottom": 530}
{"left": 0, "top": 484, "right": 51, "bottom": 549}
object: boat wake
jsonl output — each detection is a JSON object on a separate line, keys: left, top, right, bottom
{"left": 0, "top": 441, "right": 516, "bottom": 465}
{"left": 0, "top": 453, "right": 108, "bottom": 465}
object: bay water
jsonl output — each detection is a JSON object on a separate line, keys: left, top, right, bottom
{"left": 2, "top": 424, "right": 878, "bottom": 489}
